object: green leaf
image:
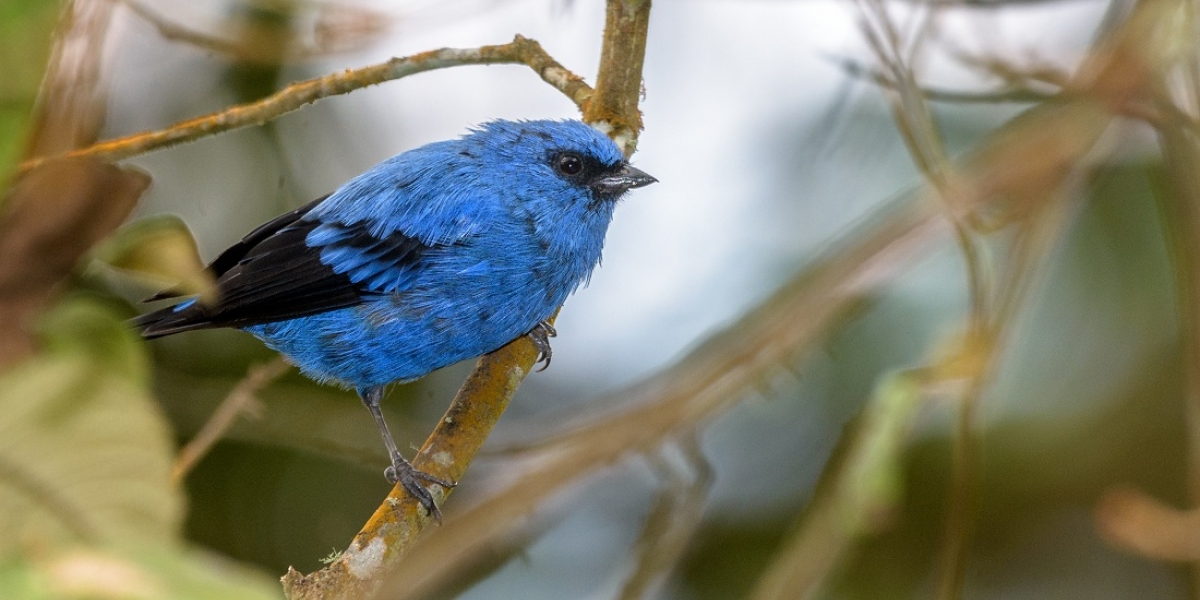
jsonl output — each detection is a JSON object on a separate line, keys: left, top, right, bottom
{"left": 0, "top": 297, "right": 183, "bottom": 553}
{"left": 93, "top": 215, "right": 215, "bottom": 302}
{"left": 0, "top": 545, "right": 283, "bottom": 600}
{"left": 840, "top": 368, "right": 925, "bottom": 530}
{"left": 0, "top": 0, "right": 59, "bottom": 183}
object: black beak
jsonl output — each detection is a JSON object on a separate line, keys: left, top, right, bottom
{"left": 590, "top": 163, "right": 658, "bottom": 196}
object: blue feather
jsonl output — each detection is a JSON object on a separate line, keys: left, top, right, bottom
{"left": 133, "top": 119, "right": 655, "bottom": 512}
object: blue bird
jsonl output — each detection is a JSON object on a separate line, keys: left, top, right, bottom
{"left": 133, "top": 119, "right": 656, "bottom": 520}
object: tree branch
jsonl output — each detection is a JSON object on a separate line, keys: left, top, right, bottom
{"left": 281, "top": 336, "right": 546, "bottom": 599}
{"left": 18, "top": 35, "right": 593, "bottom": 175}
{"left": 584, "top": 0, "right": 653, "bottom": 156}
{"left": 280, "top": 4, "right": 654, "bottom": 598}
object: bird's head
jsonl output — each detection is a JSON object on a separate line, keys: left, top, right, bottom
{"left": 465, "top": 119, "right": 657, "bottom": 213}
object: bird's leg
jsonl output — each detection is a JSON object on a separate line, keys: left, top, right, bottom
{"left": 358, "top": 386, "right": 456, "bottom": 523}
{"left": 527, "top": 320, "right": 557, "bottom": 371}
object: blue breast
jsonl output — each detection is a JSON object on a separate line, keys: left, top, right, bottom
{"left": 244, "top": 200, "right": 613, "bottom": 388}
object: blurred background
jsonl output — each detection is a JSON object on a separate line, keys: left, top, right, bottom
{"left": 2, "top": 0, "right": 1198, "bottom": 598}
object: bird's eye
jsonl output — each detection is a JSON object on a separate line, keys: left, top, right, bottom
{"left": 555, "top": 153, "right": 584, "bottom": 176}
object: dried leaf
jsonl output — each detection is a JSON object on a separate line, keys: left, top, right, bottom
{"left": 94, "top": 215, "right": 215, "bottom": 302}
{"left": 1095, "top": 486, "right": 1200, "bottom": 561}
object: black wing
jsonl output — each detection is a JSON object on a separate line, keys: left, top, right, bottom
{"left": 133, "top": 197, "right": 433, "bottom": 339}
{"left": 143, "top": 195, "right": 328, "bottom": 302}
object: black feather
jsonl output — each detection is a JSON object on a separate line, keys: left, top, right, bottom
{"left": 142, "top": 195, "right": 329, "bottom": 302}
{"left": 133, "top": 197, "right": 434, "bottom": 339}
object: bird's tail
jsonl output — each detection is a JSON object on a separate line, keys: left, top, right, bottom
{"left": 131, "top": 300, "right": 214, "bottom": 339}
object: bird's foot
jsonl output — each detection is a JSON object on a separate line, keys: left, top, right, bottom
{"left": 384, "top": 452, "right": 456, "bottom": 523}
{"left": 528, "top": 320, "right": 557, "bottom": 371}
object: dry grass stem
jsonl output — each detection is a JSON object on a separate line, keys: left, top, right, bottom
{"left": 170, "top": 357, "right": 291, "bottom": 483}
{"left": 616, "top": 435, "right": 714, "bottom": 600}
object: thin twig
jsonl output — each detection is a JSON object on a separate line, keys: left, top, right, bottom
{"left": 853, "top": 6, "right": 991, "bottom": 595}
{"left": 18, "top": 35, "right": 593, "bottom": 175}
{"left": 170, "top": 357, "right": 290, "bottom": 483}
{"left": 117, "top": 0, "right": 390, "bottom": 63}
{"left": 748, "top": 369, "right": 929, "bottom": 600}
{"left": 118, "top": 0, "right": 245, "bottom": 58}
{"left": 942, "top": 15, "right": 1192, "bottom": 595}
{"left": 617, "top": 434, "right": 714, "bottom": 600}
{"left": 830, "top": 56, "right": 1059, "bottom": 104}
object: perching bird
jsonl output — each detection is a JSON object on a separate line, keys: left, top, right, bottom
{"left": 133, "top": 119, "right": 656, "bottom": 520}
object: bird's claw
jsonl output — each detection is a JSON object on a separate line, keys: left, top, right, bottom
{"left": 384, "top": 452, "right": 456, "bottom": 523}
{"left": 527, "top": 320, "right": 557, "bottom": 371}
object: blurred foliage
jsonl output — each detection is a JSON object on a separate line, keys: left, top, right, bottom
{"left": 0, "top": 297, "right": 180, "bottom": 550}
{"left": 0, "top": 297, "right": 281, "bottom": 598}
{"left": 9, "top": 0, "right": 1200, "bottom": 599}
{"left": 0, "top": 546, "right": 282, "bottom": 600}
{"left": 827, "top": 162, "right": 1190, "bottom": 599}
{"left": 94, "top": 216, "right": 215, "bottom": 302}
{"left": 0, "top": 0, "right": 56, "bottom": 182}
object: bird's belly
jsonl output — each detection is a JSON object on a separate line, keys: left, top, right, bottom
{"left": 244, "top": 289, "right": 556, "bottom": 389}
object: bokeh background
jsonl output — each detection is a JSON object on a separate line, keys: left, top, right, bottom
{"left": 2, "top": 0, "right": 1197, "bottom": 598}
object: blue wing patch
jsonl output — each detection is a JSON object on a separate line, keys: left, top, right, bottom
{"left": 136, "top": 140, "right": 501, "bottom": 338}
{"left": 307, "top": 222, "right": 429, "bottom": 293}
{"left": 134, "top": 208, "right": 439, "bottom": 338}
